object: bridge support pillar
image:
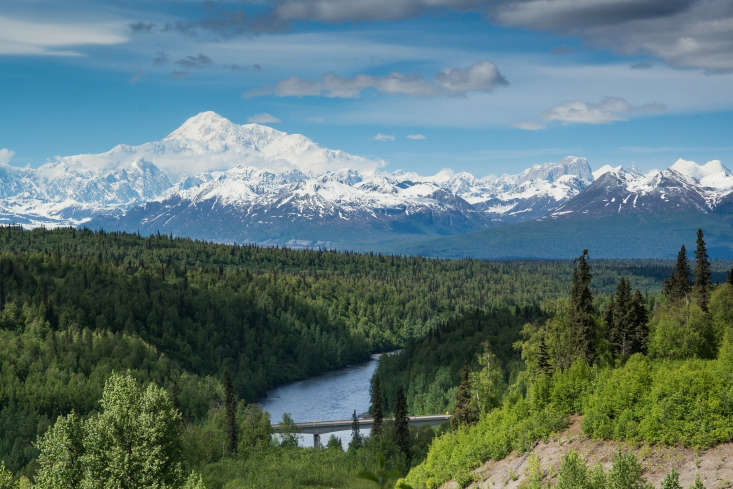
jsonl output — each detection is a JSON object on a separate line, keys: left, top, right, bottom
{"left": 313, "top": 433, "right": 321, "bottom": 449}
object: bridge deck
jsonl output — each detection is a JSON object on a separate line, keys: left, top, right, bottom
{"left": 272, "top": 415, "right": 451, "bottom": 435}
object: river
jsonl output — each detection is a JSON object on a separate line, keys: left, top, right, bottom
{"left": 259, "top": 354, "right": 381, "bottom": 448}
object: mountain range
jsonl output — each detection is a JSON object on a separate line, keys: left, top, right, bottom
{"left": 2, "top": 111, "right": 732, "bottom": 258}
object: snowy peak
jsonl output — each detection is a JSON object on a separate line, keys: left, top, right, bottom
{"left": 166, "top": 111, "right": 283, "bottom": 150}
{"left": 669, "top": 158, "right": 733, "bottom": 190}
{"left": 514, "top": 156, "right": 593, "bottom": 185}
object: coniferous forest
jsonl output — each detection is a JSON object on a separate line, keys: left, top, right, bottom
{"left": 0, "top": 226, "right": 731, "bottom": 489}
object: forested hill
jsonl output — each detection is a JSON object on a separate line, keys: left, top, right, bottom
{"left": 0, "top": 226, "right": 727, "bottom": 474}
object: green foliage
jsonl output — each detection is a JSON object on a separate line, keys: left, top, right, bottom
{"left": 664, "top": 246, "right": 691, "bottom": 302}
{"left": 661, "top": 470, "right": 682, "bottom": 489}
{"left": 200, "top": 446, "right": 376, "bottom": 489}
{"left": 278, "top": 413, "right": 299, "bottom": 449}
{"left": 606, "top": 279, "right": 648, "bottom": 361}
{"left": 469, "top": 347, "right": 506, "bottom": 415}
{"left": 693, "top": 229, "right": 712, "bottom": 312}
{"left": 377, "top": 308, "right": 542, "bottom": 415}
{"left": 237, "top": 404, "right": 272, "bottom": 455}
{"left": 710, "top": 284, "right": 733, "bottom": 345}
{"left": 183, "top": 472, "right": 207, "bottom": 489}
{"left": 35, "top": 373, "right": 205, "bottom": 489}
{"left": 647, "top": 303, "right": 714, "bottom": 360}
{"left": 582, "top": 355, "right": 733, "bottom": 447}
{"left": 370, "top": 375, "right": 384, "bottom": 436}
{"left": 326, "top": 435, "right": 342, "bottom": 450}
{"left": 0, "top": 462, "right": 15, "bottom": 489}
{"left": 34, "top": 412, "right": 85, "bottom": 489}
{"left": 606, "top": 451, "right": 648, "bottom": 489}
{"left": 568, "top": 250, "right": 596, "bottom": 364}
{"left": 0, "top": 227, "right": 666, "bottom": 470}
{"left": 223, "top": 372, "right": 238, "bottom": 455}
{"left": 394, "top": 389, "right": 411, "bottom": 463}
{"left": 451, "top": 364, "right": 478, "bottom": 428}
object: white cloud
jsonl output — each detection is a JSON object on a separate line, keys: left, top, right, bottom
{"left": 0, "top": 148, "right": 15, "bottom": 165}
{"left": 436, "top": 60, "right": 507, "bottom": 93}
{"left": 514, "top": 121, "right": 545, "bottom": 131}
{"left": 248, "top": 113, "right": 281, "bottom": 124}
{"left": 0, "top": 15, "right": 128, "bottom": 56}
{"left": 247, "top": 61, "right": 507, "bottom": 99}
{"left": 406, "top": 133, "right": 427, "bottom": 140}
{"left": 543, "top": 97, "right": 664, "bottom": 124}
{"left": 373, "top": 133, "right": 396, "bottom": 142}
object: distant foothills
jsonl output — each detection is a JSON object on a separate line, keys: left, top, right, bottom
{"left": 1, "top": 111, "right": 732, "bottom": 259}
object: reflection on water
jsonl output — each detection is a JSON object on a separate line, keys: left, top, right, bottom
{"left": 259, "top": 354, "right": 380, "bottom": 448}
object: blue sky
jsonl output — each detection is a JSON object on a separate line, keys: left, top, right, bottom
{"left": 2, "top": 0, "right": 733, "bottom": 176}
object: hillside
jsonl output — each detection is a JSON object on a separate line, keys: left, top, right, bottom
{"left": 443, "top": 417, "right": 733, "bottom": 489}
{"left": 399, "top": 235, "right": 733, "bottom": 489}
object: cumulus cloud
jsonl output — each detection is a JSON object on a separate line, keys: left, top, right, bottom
{"left": 0, "top": 148, "right": 15, "bottom": 165}
{"left": 373, "top": 133, "right": 396, "bottom": 141}
{"left": 175, "top": 53, "right": 213, "bottom": 69}
{"left": 407, "top": 133, "right": 427, "bottom": 140}
{"left": 248, "top": 113, "right": 281, "bottom": 124}
{"left": 246, "top": 60, "right": 507, "bottom": 98}
{"left": 543, "top": 97, "right": 665, "bottom": 124}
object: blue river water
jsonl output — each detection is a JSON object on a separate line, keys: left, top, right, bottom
{"left": 259, "top": 354, "right": 381, "bottom": 448}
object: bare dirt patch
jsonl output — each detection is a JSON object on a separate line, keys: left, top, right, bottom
{"left": 442, "top": 416, "right": 733, "bottom": 489}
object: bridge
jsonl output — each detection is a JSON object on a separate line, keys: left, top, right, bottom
{"left": 272, "top": 415, "right": 451, "bottom": 448}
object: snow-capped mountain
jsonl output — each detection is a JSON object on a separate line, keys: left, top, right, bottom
{"left": 550, "top": 158, "right": 733, "bottom": 218}
{"left": 1, "top": 111, "right": 730, "bottom": 249}
{"left": 87, "top": 156, "right": 593, "bottom": 246}
{"left": 0, "top": 112, "right": 592, "bottom": 235}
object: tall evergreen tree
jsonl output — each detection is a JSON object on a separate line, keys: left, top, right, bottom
{"left": 451, "top": 363, "right": 477, "bottom": 427}
{"left": 630, "top": 290, "right": 649, "bottom": 354}
{"left": 609, "top": 278, "right": 634, "bottom": 360}
{"left": 393, "top": 388, "right": 410, "bottom": 464}
{"left": 223, "top": 371, "right": 238, "bottom": 455}
{"left": 351, "top": 410, "right": 362, "bottom": 448}
{"left": 664, "top": 245, "right": 690, "bottom": 302}
{"left": 728, "top": 269, "right": 733, "bottom": 285}
{"left": 693, "top": 229, "right": 712, "bottom": 311}
{"left": 569, "top": 250, "right": 595, "bottom": 364}
{"left": 369, "top": 375, "right": 384, "bottom": 436}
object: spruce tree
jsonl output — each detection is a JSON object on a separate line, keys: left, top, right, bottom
{"left": 664, "top": 245, "right": 690, "bottom": 302}
{"left": 369, "top": 375, "right": 384, "bottom": 436}
{"left": 569, "top": 250, "right": 595, "bottom": 364}
{"left": 610, "top": 278, "right": 633, "bottom": 360}
{"left": 223, "top": 371, "right": 238, "bottom": 455}
{"left": 693, "top": 229, "right": 712, "bottom": 311}
{"left": 451, "top": 363, "right": 477, "bottom": 427}
{"left": 351, "top": 410, "right": 362, "bottom": 448}
{"left": 393, "top": 388, "right": 410, "bottom": 464}
{"left": 630, "top": 290, "right": 649, "bottom": 354}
